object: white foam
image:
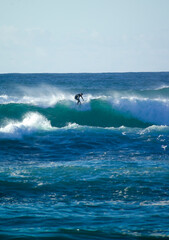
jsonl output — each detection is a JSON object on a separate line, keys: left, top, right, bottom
{"left": 84, "top": 94, "right": 106, "bottom": 102}
{"left": 0, "top": 84, "right": 106, "bottom": 108}
{"left": 154, "top": 85, "right": 169, "bottom": 90}
{"left": 140, "top": 125, "right": 169, "bottom": 135}
{"left": 140, "top": 200, "right": 169, "bottom": 206}
{"left": 63, "top": 122, "right": 80, "bottom": 129}
{"left": 0, "top": 112, "right": 55, "bottom": 138}
{"left": 2, "top": 84, "right": 169, "bottom": 126}
{"left": 111, "top": 96, "right": 169, "bottom": 126}
{"left": 161, "top": 145, "right": 167, "bottom": 151}
{"left": 0, "top": 85, "right": 75, "bottom": 107}
{"left": 20, "top": 84, "right": 75, "bottom": 107}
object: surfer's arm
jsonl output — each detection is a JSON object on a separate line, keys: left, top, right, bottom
{"left": 81, "top": 96, "right": 84, "bottom": 101}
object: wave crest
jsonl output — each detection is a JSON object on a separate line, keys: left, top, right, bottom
{"left": 1, "top": 85, "right": 169, "bottom": 128}
{"left": 0, "top": 112, "right": 54, "bottom": 138}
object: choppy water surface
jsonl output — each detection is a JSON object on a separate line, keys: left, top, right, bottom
{"left": 0, "top": 73, "right": 169, "bottom": 240}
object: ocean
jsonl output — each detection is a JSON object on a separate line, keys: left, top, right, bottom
{"left": 0, "top": 72, "right": 169, "bottom": 240}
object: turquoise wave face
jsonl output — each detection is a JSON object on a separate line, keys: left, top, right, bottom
{"left": 1, "top": 73, "right": 169, "bottom": 240}
{"left": 2, "top": 83, "right": 169, "bottom": 129}
{"left": 0, "top": 99, "right": 150, "bottom": 129}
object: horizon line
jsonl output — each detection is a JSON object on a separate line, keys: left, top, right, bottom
{"left": 0, "top": 71, "right": 169, "bottom": 74}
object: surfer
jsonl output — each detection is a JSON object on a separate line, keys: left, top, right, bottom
{"left": 75, "top": 93, "right": 84, "bottom": 105}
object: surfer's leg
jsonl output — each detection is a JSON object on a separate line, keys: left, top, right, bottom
{"left": 77, "top": 98, "right": 80, "bottom": 105}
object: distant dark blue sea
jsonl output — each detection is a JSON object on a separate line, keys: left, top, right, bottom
{"left": 0, "top": 72, "right": 169, "bottom": 240}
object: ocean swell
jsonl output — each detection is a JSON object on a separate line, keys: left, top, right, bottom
{"left": 1, "top": 89, "right": 169, "bottom": 130}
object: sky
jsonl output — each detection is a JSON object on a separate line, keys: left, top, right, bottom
{"left": 0, "top": 0, "right": 169, "bottom": 73}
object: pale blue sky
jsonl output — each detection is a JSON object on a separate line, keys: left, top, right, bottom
{"left": 0, "top": 0, "right": 169, "bottom": 73}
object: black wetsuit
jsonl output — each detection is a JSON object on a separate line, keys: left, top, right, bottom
{"left": 75, "top": 94, "right": 83, "bottom": 104}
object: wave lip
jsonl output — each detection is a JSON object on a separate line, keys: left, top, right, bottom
{"left": 1, "top": 84, "right": 169, "bottom": 128}
{"left": 111, "top": 96, "right": 169, "bottom": 126}
{"left": 0, "top": 112, "right": 54, "bottom": 138}
{"left": 0, "top": 112, "right": 169, "bottom": 140}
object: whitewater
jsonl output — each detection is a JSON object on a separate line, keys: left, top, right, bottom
{"left": 0, "top": 72, "right": 169, "bottom": 240}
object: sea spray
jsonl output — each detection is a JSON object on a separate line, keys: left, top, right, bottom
{"left": 0, "top": 112, "right": 54, "bottom": 138}
{"left": 0, "top": 73, "right": 169, "bottom": 240}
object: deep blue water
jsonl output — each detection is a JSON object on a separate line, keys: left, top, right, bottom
{"left": 0, "top": 72, "right": 169, "bottom": 240}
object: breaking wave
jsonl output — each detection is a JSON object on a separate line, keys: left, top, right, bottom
{"left": 1, "top": 85, "right": 169, "bottom": 134}
{"left": 0, "top": 112, "right": 54, "bottom": 138}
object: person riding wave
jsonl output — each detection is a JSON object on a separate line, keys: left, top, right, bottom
{"left": 75, "top": 93, "right": 84, "bottom": 105}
